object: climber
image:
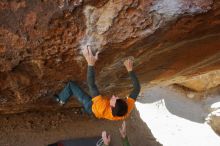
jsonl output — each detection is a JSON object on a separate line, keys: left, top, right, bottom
{"left": 100, "top": 121, "right": 131, "bottom": 146}
{"left": 54, "top": 46, "right": 140, "bottom": 120}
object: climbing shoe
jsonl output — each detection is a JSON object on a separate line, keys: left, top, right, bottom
{"left": 54, "top": 94, "right": 65, "bottom": 106}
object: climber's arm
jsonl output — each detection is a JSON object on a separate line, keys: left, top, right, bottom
{"left": 124, "top": 58, "right": 140, "bottom": 100}
{"left": 83, "top": 46, "right": 100, "bottom": 97}
{"left": 121, "top": 136, "right": 131, "bottom": 146}
{"left": 119, "top": 121, "right": 131, "bottom": 146}
{"left": 128, "top": 71, "right": 140, "bottom": 100}
{"left": 87, "top": 65, "right": 100, "bottom": 97}
{"left": 102, "top": 131, "right": 111, "bottom": 146}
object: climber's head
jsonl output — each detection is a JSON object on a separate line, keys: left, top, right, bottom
{"left": 110, "top": 95, "right": 128, "bottom": 117}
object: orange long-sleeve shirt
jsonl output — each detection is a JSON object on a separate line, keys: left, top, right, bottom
{"left": 91, "top": 95, "right": 135, "bottom": 121}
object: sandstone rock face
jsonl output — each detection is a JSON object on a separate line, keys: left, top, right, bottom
{"left": 207, "top": 103, "right": 220, "bottom": 135}
{"left": 0, "top": 0, "right": 220, "bottom": 114}
{"left": 175, "top": 70, "right": 220, "bottom": 92}
{"left": 209, "top": 113, "right": 220, "bottom": 135}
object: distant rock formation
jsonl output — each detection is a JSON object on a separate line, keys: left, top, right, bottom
{"left": 207, "top": 101, "right": 220, "bottom": 135}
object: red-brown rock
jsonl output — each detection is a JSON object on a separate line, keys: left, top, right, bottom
{"left": 0, "top": 0, "right": 219, "bottom": 114}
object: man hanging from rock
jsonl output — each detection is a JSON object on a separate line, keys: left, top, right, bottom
{"left": 54, "top": 46, "right": 140, "bottom": 120}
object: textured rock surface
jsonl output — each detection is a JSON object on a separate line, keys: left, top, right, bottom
{"left": 176, "top": 70, "right": 220, "bottom": 92}
{"left": 209, "top": 113, "right": 220, "bottom": 135}
{"left": 207, "top": 101, "right": 220, "bottom": 135}
{"left": 0, "top": 0, "right": 220, "bottom": 114}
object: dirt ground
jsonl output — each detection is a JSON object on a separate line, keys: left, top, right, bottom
{"left": 0, "top": 107, "right": 161, "bottom": 146}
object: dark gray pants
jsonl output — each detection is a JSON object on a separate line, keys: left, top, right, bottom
{"left": 58, "top": 81, "right": 93, "bottom": 114}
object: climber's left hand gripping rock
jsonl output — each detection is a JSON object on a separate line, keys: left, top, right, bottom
{"left": 82, "top": 46, "right": 99, "bottom": 66}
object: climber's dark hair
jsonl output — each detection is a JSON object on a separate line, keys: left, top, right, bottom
{"left": 112, "top": 99, "right": 128, "bottom": 117}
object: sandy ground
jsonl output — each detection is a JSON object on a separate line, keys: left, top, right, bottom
{"left": 0, "top": 107, "right": 161, "bottom": 146}
{"left": 136, "top": 86, "right": 220, "bottom": 146}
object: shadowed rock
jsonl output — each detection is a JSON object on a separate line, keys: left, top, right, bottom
{"left": 0, "top": 0, "right": 219, "bottom": 114}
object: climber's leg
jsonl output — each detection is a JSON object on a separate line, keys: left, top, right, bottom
{"left": 57, "top": 81, "right": 92, "bottom": 114}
